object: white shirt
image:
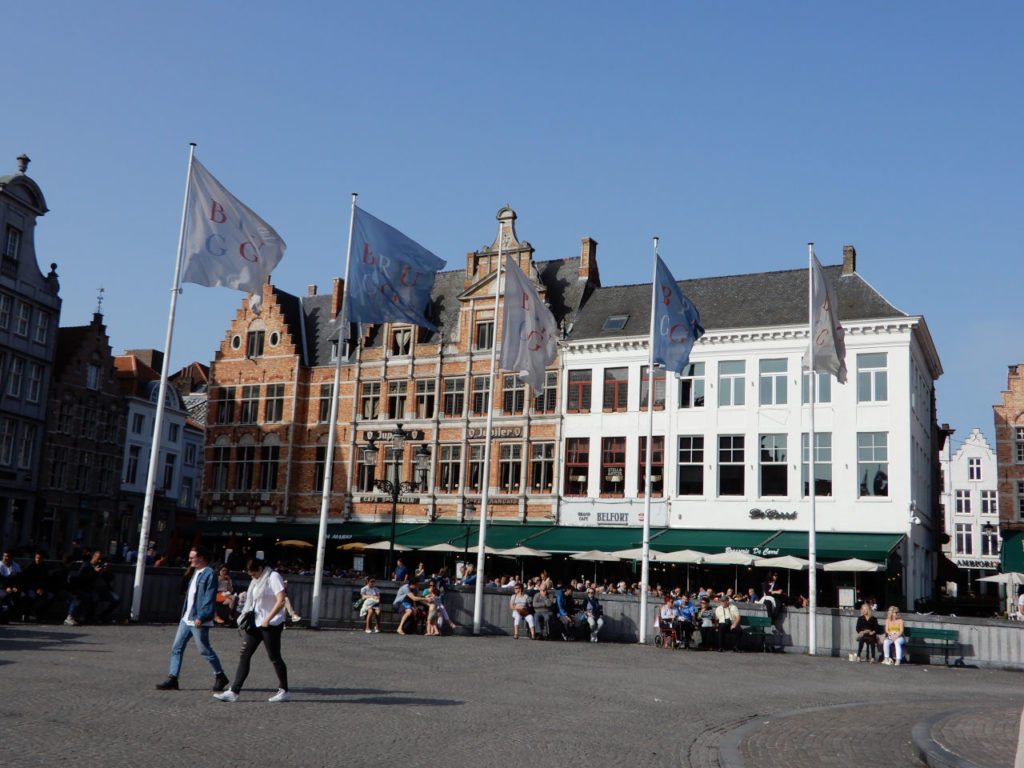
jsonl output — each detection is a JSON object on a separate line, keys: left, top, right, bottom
{"left": 248, "top": 569, "right": 286, "bottom": 627}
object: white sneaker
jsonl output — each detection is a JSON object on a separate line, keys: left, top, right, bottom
{"left": 894, "top": 659, "right": 901, "bottom": 666}
{"left": 214, "top": 690, "right": 239, "bottom": 702}
{"left": 268, "top": 689, "right": 291, "bottom": 703}
{"left": 290, "top": 615, "right": 301, "bottom": 623}
{"left": 372, "top": 628, "right": 380, "bottom": 633}
{"left": 848, "top": 653, "right": 857, "bottom": 662}
{"left": 365, "top": 629, "right": 372, "bottom": 633}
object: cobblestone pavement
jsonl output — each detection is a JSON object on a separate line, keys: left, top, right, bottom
{"left": 1, "top": 624, "right": 1020, "bottom": 768}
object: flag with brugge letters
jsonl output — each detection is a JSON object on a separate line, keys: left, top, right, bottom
{"left": 182, "top": 157, "right": 286, "bottom": 309}
{"left": 499, "top": 254, "right": 558, "bottom": 390}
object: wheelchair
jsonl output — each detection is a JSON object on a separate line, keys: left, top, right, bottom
{"left": 654, "top": 619, "right": 681, "bottom": 649}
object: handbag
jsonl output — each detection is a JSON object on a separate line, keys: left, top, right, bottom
{"left": 237, "top": 611, "right": 260, "bottom": 636}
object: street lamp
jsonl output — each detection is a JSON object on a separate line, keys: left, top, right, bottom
{"left": 361, "top": 423, "right": 431, "bottom": 579}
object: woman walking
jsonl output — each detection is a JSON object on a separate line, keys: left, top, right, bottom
{"left": 214, "top": 559, "right": 290, "bottom": 702}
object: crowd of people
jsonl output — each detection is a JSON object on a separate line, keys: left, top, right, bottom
{"left": 0, "top": 548, "right": 121, "bottom": 626}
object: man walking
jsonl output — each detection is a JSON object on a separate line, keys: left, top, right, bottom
{"left": 156, "top": 546, "right": 230, "bottom": 692}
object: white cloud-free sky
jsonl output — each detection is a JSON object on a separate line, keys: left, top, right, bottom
{"left": 5, "top": 2, "right": 1021, "bottom": 449}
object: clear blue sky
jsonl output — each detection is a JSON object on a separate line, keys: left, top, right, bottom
{"left": 4, "top": 2, "right": 1021, "bottom": 449}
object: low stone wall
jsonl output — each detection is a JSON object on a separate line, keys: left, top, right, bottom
{"left": 111, "top": 566, "right": 1024, "bottom": 669}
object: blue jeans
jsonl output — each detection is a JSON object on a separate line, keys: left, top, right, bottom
{"left": 169, "top": 621, "right": 223, "bottom": 677}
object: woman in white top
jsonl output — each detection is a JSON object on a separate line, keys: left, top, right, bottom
{"left": 214, "top": 559, "right": 290, "bottom": 703}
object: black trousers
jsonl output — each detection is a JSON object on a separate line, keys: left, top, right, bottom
{"left": 674, "top": 619, "right": 694, "bottom": 646}
{"left": 716, "top": 624, "right": 740, "bottom": 651}
{"left": 230, "top": 624, "right": 288, "bottom": 693}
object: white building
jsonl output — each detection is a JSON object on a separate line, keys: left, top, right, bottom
{"left": 116, "top": 352, "right": 203, "bottom": 553}
{"left": 560, "top": 246, "right": 942, "bottom": 606}
{"left": 939, "top": 428, "right": 1000, "bottom": 593}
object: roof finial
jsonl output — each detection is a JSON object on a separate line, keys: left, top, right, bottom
{"left": 96, "top": 286, "right": 105, "bottom": 314}
{"left": 16, "top": 154, "right": 30, "bottom": 174}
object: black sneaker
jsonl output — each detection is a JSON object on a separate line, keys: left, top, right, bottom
{"left": 155, "top": 676, "right": 179, "bottom": 691}
{"left": 213, "top": 673, "right": 230, "bottom": 692}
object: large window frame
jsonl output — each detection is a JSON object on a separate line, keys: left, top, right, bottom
{"left": 857, "top": 432, "right": 889, "bottom": 497}
{"left": 678, "top": 362, "right": 705, "bottom": 409}
{"left": 639, "top": 366, "right": 666, "bottom": 411}
{"left": 718, "top": 435, "right": 745, "bottom": 496}
{"left": 442, "top": 378, "right": 464, "bottom": 418}
{"left": 759, "top": 359, "right": 787, "bottom": 406}
{"left": 677, "top": 435, "right": 704, "bottom": 496}
{"left": 600, "top": 436, "right": 627, "bottom": 496}
{"left": 856, "top": 353, "right": 888, "bottom": 403}
{"left": 567, "top": 370, "right": 592, "bottom": 413}
{"left": 498, "top": 443, "right": 523, "bottom": 493}
{"left": 602, "top": 368, "right": 628, "bottom": 412}
{"left": 801, "top": 433, "right": 833, "bottom": 497}
{"left": 564, "top": 438, "right": 590, "bottom": 496}
{"left": 437, "top": 445, "right": 461, "bottom": 493}
{"left": 759, "top": 434, "right": 788, "bottom": 496}
{"left": 530, "top": 443, "right": 555, "bottom": 493}
{"left": 718, "top": 361, "right": 745, "bottom": 407}
{"left": 638, "top": 436, "right": 664, "bottom": 496}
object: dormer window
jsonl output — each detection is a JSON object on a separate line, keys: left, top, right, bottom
{"left": 602, "top": 314, "right": 628, "bottom": 332}
{"left": 3, "top": 226, "right": 20, "bottom": 261}
{"left": 247, "top": 330, "right": 265, "bottom": 358}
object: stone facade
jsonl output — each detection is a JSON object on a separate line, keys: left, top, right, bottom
{"left": 994, "top": 364, "right": 1024, "bottom": 535}
{"left": 0, "top": 155, "right": 61, "bottom": 550}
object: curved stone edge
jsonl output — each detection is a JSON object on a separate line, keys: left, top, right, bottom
{"left": 911, "top": 709, "right": 988, "bottom": 768}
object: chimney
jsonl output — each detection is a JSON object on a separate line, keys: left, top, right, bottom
{"left": 579, "top": 237, "right": 601, "bottom": 286}
{"left": 842, "top": 245, "right": 856, "bottom": 276}
{"left": 331, "top": 278, "right": 343, "bottom": 319}
{"left": 308, "top": 285, "right": 317, "bottom": 296}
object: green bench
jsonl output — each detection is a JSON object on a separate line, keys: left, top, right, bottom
{"left": 903, "top": 626, "right": 961, "bottom": 666}
{"left": 739, "top": 614, "right": 778, "bottom": 652}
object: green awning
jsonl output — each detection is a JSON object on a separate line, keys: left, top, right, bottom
{"left": 1001, "top": 531, "right": 1024, "bottom": 572}
{"left": 761, "top": 531, "right": 903, "bottom": 562}
{"left": 648, "top": 529, "right": 776, "bottom": 554}
{"left": 195, "top": 520, "right": 423, "bottom": 543}
{"left": 525, "top": 527, "right": 651, "bottom": 554}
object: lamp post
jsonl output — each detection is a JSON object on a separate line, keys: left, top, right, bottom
{"left": 361, "top": 423, "right": 430, "bottom": 580}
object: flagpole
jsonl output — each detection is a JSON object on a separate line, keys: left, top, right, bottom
{"left": 310, "top": 193, "right": 358, "bottom": 628}
{"left": 639, "top": 237, "right": 659, "bottom": 644}
{"left": 472, "top": 235, "right": 503, "bottom": 634}
{"left": 807, "top": 242, "right": 818, "bottom": 655}
{"left": 130, "top": 142, "right": 196, "bottom": 622}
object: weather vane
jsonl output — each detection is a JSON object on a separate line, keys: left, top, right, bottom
{"left": 96, "top": 286, "right": 105, "bottom": 314}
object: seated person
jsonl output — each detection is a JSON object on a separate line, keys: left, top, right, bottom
{"left": 674, "top": 594, "right": 697, "bottom": 649}
{"left": 854, "top": 602, "right": 881, "bottom": 662}
{"left": 696, "top": 597, "right": 715, "bottom": 649}
{"left": 509, "top": 583, "right": 535, "bottom": 640}
{"left": 359, "top": 576, "right": 381, "bottom": 633}
{"left": 555, "top": 584, "right": 577, "bottom": 639}
{"left": 881, "top": 605, "right": 905, "bottom": 665}
{"left": 713, "top": 595, "right": 741, "bottom": 652}
{"left": 0, "top": 550, "right": 24, "bottom": 622}
{"left": 393, "top": 577, "right": 428, "bottom": 635}
{"left": 532, "top": 583, "right": 554, "bottom": 638}
{"left": 658, "top": 596, "right": 678, "bottom": 643}
{"left": 583, "top": 588, "right": 603, "bottom": 643}
{"left": 214, "top": 565, "right": 237, "bottom": 624}
{"left": 22, "top": 552, "right": 52, "bottom": 622}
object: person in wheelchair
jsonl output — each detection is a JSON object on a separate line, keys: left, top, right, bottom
{"left": 656, "top": 595, "right": 679, "bottom": 647}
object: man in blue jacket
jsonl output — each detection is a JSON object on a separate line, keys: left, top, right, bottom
{"left": 156, "top": 546, "right": 230, "bottom": 692}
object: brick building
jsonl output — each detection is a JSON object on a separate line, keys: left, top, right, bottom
{"left": 36, "top": 312, "right": 125, "bottom": 553}
{"left": 199, "top": 206, "right": 597, "bottom": 548}
{"left": 994, "top": 363, "right": 1024, "bottom": 572}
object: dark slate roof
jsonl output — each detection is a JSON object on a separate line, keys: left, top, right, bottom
{"left": 295, "top": 256, "right": 589, "bottom": 364}
{"left": 567, "top": 264, "right": 905, "bottom": 341}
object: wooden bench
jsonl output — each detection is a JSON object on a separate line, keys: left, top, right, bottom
{"left": 739, "top": 614, "right": 778, "bottom": 652}
{"left": 903, "top": 626, "right": 961, "bottom": 666}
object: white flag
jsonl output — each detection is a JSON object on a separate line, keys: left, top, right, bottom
{"left": 806, "top": 251, "right": 847, "bottom": 383}
{"left": 182, "top": 158, "right": 286, "bottom": 304}
{"left": 499, "top": 255, "right": 558, "bottom": 390}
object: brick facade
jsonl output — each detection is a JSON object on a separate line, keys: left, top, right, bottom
{"left": 201, "top": 206, "right": 597, "bottom": 529}
{"left": 994, "top": 363, "right": 1024, "bottom": 533}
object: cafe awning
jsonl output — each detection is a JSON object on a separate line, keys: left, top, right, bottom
{"left": 763, "top": 531, "right": 903, "bottom": 562}
{"left": 1000, "top": 531, "right": 1024, "bottom": 573}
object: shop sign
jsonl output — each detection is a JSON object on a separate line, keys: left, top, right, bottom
{"left": 748, "top": 508, "right": 797, "bottom": 521}
{"left": 467, "top": 426, "right": 523, "bottom": 439}
{"left": 362, "top": 429, "right": 424, "bottom": 442}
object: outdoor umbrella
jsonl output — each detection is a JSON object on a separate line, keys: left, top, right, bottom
{"left": 754, "top": 555, "right": 821, "bottom": 594}
{"left": 570, "top": 549, "right": 622, "bottom": 582}
{"left": 497, "top": 546, "right": 551, "bottom": 580}
{"left": 336, "top": 541, "right": 367, "bottom": 551}
{"left": 466, "top": 544, "right": 501, "bottom": 554}
{"left": 417, "top": 543, "right": 464, "bottom": 553}
{"left": 977, "top": 572, "right": 1024, "bottom": 617}
{"left": 610, "top": 547, "right": 659, "bottom": 561}
{"left": 659, "top": 549, "right": 709, "bottom": 593}
{"left": 275, "top": 539, "right": 313, "bottom": 548}
{"left": 703, "top": 550, "right": 758, "bottom": 593}
{"left": 363, "top": 541, "right": 413, "bottom": 551}
{"left": 823, "top": 557, "right": 884, "bottom": 598}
